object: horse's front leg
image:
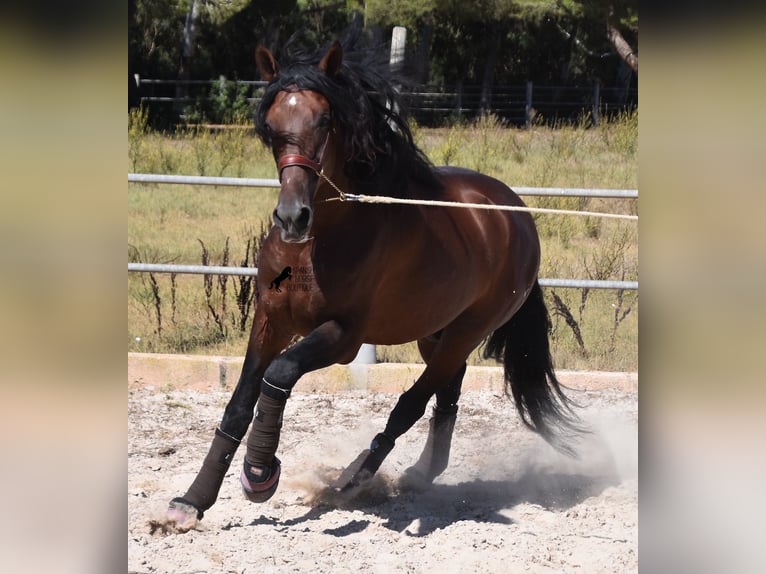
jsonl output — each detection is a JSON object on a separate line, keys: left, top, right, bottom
{"left": 240, "top": 319, "right": 357, "bottom": 503}
{"left": 165, "top": 312, "right": 290, "bottom": 530}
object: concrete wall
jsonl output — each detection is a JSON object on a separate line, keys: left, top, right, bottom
{"left": 128, "top": 353, "right": 637, "bottom": 394}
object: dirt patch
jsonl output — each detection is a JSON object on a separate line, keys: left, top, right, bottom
{"left": 129, "top": 383, "right": 637, "bottom": 573}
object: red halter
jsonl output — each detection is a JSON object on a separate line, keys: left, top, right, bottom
{"left": 276, "top": 129, "right": 331, "bottom": 181}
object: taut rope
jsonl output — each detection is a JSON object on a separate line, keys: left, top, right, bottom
{"left": 324, "top": 191, "right": 637, "bottom": 221}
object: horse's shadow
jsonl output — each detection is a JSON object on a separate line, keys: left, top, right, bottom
{"left": 245, "top": 463, "right": 621, "bottom": 537}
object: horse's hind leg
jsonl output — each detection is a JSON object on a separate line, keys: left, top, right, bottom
{"left": 405, "top": 366, "right": 465, "bottom": 484}
{"left": 334, "top": 334, "right": 470, "bottom": 492}
{"left": 404, "top": 336, "right": 465, "bottom": 483}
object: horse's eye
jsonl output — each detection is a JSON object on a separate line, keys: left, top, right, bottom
{"left": 317, "top": 115, "right": 331, "bottom": 129}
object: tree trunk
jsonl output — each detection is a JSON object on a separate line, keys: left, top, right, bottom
{"left": 128, "top": 0, "right": 139, "bottom": 109}
{"left": 175, "top": 0, "right": 201, "bottom": 114}
{"left": 607, "top": 6, "right": 637, "bottom": 74}
{"left": 480, "top": 25, "right": 499, "bottom": 116}
{"left": 561, "top": 23, "right": 578, "bottom": 83}
{"left": 413, "top": 16, "right": 434, "bottom": 85}
{"left": 554, "top": 23, "right": 579, "bottom": 106}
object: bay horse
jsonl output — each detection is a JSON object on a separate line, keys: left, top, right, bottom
{"left": 166, "top": 40, "right": 584, "bottom": 530}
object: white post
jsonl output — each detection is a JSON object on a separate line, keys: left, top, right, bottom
{"left": 352, "top": 344, "right": 377, "bottom": 364}
{"left": 390, "top": 26, "right": 407, "bottom": 66}
{"left": 385, "top": 26, "right": 407, "bottom": 132}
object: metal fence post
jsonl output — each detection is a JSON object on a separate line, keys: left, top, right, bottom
{"left": 525, "top": 81, "right": 533, "bottom": 128}
{"left": 352, "top": 344, "right": 377, "bottom": 365}
{"left": 592, "top": 80, "right": 601, "bottom": 127}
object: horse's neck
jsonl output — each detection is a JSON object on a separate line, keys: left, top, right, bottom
{"left": 313, "top": 174, "right": 387, "bottom": 248}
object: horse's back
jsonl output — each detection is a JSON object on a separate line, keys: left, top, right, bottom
{"left": 429, "top": 166, "right": 537, "bottom": 248}
{"left": 430, "top": 165, "right": 541, "bottom": 295}
{"left": 391, "top": 164, "right": 539, "bottom": 281}
{"left": 355, "top": 165, "right": 541, "bottom": 343}
{"left": 432, "top": 166, "right": 527, "bottom": 208}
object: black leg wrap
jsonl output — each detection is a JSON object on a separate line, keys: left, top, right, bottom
{"left": 333, "top": 433, "right": 396, "bottom": 492}
{"left": 407, "top": 405, "right": 459, "bottom": 482}
{"left": 260, "top": 376, "right": 291, "bottom": 400}
{"left": 245, "top": 393, "right": 286, "bottom": 469}
{"left": 239, "top": 393, "right": 286, "bottom": 502}
{"left": 179, "top": 428, "right": 240, "bottom": 515}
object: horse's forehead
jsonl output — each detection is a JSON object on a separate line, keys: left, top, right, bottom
{"left": 270, "top": 90, "right": 328, "bottom": 120}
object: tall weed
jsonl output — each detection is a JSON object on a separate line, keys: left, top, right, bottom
{"left": 600, "top": 108, "right": 638, "bottom": 156}
{"left": 128, "top": 106, "right": 150, "bottom": 172}
{"left": 469, "top": 113, "right": 506, "bottom": 173}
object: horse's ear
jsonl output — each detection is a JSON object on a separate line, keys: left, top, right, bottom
{"left": 255, "top": 45, "right": 279, "bottom": 82}
{"left": 318, "top": 40, "right": 343, "bottom": 78}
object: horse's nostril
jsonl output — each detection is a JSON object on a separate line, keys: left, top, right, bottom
{"left": 274, "top": 205, "right": 311, "bottom": 237}
{"left": 296, "top": 207, "right": 312, "bottom": 230}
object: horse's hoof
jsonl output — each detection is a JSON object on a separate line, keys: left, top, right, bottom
{"left": 165, "top": 498, "right": 201, "bottom": 531}
{"left": 400, "top": 465, "right": 434, "bottom": 491}
{"left": 332, "top": 469, "right": 373, "bottom": 494}
{"left": 332, "top": 435, "right": 395, "bottom": 493}
{"left": 241, "top": 457, "right": 281, "bottom": 503}
{"left": 331, "top": 449, "right": 374, "bottom": 493}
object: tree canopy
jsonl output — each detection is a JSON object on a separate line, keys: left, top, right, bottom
{"left": 129, "top": 0, "right": 637, "bottom": 117}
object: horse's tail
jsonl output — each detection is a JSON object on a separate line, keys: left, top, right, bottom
{"left": 482, "top": 280, "right": 587, "bottom": 456}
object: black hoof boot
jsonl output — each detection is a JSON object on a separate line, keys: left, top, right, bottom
{"left": 332, "top": 433, "right": 395, "bottom": 492}
{"left": 240, "top": 457, "right": 281, "bottom": 503}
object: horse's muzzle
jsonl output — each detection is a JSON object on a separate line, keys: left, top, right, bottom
{"left": 273, "top": 204, "right": 312, "bottom": 243}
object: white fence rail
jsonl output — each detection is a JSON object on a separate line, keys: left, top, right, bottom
{"left": 126, "top": 262, "right": 637, "bottom": 291}
{"left": 128, "top": 173, "right": 638, "bottom": 198}
{"left": 128, "top": 173, "right": 638, "bottom": 291}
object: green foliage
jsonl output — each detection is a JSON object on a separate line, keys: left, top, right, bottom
{"left": 364, "top": 0, "right": 437, "bottom": 29}
{"left": 130, "top": 0, "right": 191, "bottom": 79}
{"left": 130, "top": 0, "right": 637, "bottom": 113}
{"left": 573, "top": 0, "right": 638, "bottom": 30}
{"left": 184, "top": 79, "right": 254, "bottom": 125}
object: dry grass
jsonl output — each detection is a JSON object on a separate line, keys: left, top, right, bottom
{"left": 128, "top": 110, "right": 637, "bottom": 370}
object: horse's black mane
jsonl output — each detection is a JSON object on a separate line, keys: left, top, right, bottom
{"left": 255, "top": 40, "right": 442, "bottom": 197}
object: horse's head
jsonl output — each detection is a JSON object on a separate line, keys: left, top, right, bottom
{"left": 255, "top": 42, "right": 343, "bottom": 243}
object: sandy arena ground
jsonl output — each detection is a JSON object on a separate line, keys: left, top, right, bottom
{"left": 128, "top": 375, "right": 637, "bottom": 573}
